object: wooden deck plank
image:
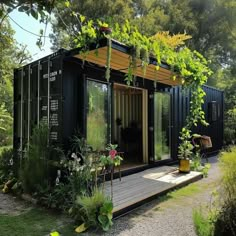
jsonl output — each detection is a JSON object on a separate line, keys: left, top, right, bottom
{"left": 104, "top": 166, "right": 177, "bottom": 195}
{"left": 104, "top": 166, "right": 202, "bottom": 215}
{"left": 112, "top": 182, "right": 174, "bottom": 205}
{"left": 106, "top": 183, "right": 169, "bottom": 202}
{"left": 113, "top": 183, "right": 175, "bottom": 212}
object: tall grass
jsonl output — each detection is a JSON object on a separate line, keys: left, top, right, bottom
{"left": 214, "top": 146, "right": 236, "bottom": 235}
{"left": 219, "top": 146, "right": 236, "bottom": 202}
{"left": 20, "top": 123, "right": 51, "bottom": 193}
{"left": 193, "top": 208, "right": 213, "bottom": 236}
{"left": 193, "top": 146, "right": 236, "bottom": 236}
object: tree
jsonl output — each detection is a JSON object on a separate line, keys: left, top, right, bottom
{"left": 132, "top": 0, "right": 170, "bottom": 36}
{"left": 214, "top": 67, "right": 236, "bottom": 144}
{"left": 0, "top": 0, "right": 60, "bottom": 24}
{"left": 0, "top": 104, "right": 13, "bottom": 145}
{"left": 0, "top": 13, "right": 31, "bottom": 146}
{"left": 49, "top": 0, "right": 135, "bottom": 50}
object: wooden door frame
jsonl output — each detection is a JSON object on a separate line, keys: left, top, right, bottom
{"left": 112, "top": 83, "right": 148, "bottom": 164}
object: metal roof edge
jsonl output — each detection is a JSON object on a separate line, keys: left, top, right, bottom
{"left": 203, "top": 84, "right": 224, "bottom": 92}
{"left": 66, "top": 38, "right": 171, "bottom": 71}
{"left": 14, "top": 48, "right": 68, "bottom": 70}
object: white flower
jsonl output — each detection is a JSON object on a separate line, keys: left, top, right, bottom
{"left": 55, "top": 177, "right": 60, "bottom": 186}
{"left": 9, "top": 159, "right": 13, "bottom": 166}
{"left": 71, "top": 153, "right": 77, "bottom": 159}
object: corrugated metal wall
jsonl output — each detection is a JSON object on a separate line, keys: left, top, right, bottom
{"left": 194, "top": 86, "right": 224, "bottom": 153}
{"left": 14, "top": 53, "right": 64, "bottom": 154}
{"left": 169, "top": 86, "right": 191, "bottom": 158}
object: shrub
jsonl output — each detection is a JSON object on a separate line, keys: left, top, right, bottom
{"left": 0, "top": 148, "right": 14, "bottom": 183}
{"left": 0, "top": 104, "right": 13, "bottom": 146}
{"left": 34, "top": 183, "right": 73, "bottom": 211}
{"left": 56, "top": 136, "right": 97, "bottom": 206}
{"left": 39, "top": 169, "right": 95, "bottom": 212}
{"left": 20, "top": 123, "right": 52, "bottom": 193}
{"left": 193, "top": 147, "right": 236, "bottom": 236}
{"left": 35, "top": 135, "right": 97, "bottom": 212}
{"left": 219, "top": 146, "right": 236, "bottom": 202}
{"left": 213, "top": 146, "right": 236, "bottom": 235}
{"left": 214, "top": 200, "right": 236, "bottom": 236}
{"left": 191, "top": 151, "right": 211, "bottom": 177}
{"left": 73, "top": 189, "right": 113, "bottom": 232}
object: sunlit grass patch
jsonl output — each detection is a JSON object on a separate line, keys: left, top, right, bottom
{"left": 167, "top": 183, "right": 201, "bottom": 199}
{"left": 0, "top": 208, "right": 77, "bottom": 236}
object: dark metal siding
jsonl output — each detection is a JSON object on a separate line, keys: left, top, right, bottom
{"left": 192, "top": 86, "right": 224, "bottom": 154}
{"left": 61, "top": 60, "right": 83, "bottom": 149}
{"left": 170, "top": 86, "right": 224, "bottom": 159}
{"left": 13, "top": 69, "right": 22, "bottom": 152}
{"left": 14, "top": 52, "right": 64, "bottom": 154}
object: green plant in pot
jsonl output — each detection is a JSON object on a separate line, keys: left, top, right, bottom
{"left": 178, "top": 127, "right": 194, "bottom": 173}
{"left": 99, "top": 144, "right": 123, "bottom": 172}
{"left": 98, "top": 21, "right": 112, "bottom": 35}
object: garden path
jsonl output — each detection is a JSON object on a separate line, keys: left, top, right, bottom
{"left": 0, "top": 192, "right": 31, "bottom": 216}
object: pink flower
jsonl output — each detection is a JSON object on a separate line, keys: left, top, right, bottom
{"left": 109, "top": 150, "right": 117, "bottom": 159}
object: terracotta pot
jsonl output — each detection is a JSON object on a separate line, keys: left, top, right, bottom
{"left": 105, "top": 164, "right": 114, "bottom": 173}
{"left": 179, "top": 159, "right": 190, "bottom": 173}
{"left": 99, "top": 26, "right": 112, "bottom": 34}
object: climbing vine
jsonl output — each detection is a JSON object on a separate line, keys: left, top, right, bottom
{"left": 67, "top": 9, "right": 212, "bottom": 159}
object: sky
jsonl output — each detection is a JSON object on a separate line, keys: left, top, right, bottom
{"left": 9, "top": 10, "right": 53, "bottom": 61}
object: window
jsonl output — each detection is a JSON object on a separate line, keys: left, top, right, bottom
{"left": 86, "top": 80, "right": 108, "bottom": 151}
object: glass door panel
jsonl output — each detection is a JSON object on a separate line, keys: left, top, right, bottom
{"left": 154, "top": 92, "right": 171, "bottom": 161}
{"left": 86, "top": 80, "right": 108, "bottom": 151}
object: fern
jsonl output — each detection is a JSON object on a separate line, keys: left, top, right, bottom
{"left": 151, "top": 31, "right": 192, "bottom": 49}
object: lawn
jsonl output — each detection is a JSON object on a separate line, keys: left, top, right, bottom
{"left": 0, "top": 208, "right": 78, "bottom": 236}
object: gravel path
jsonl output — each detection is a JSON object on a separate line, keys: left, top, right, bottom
{"left": 0, "top": 192, "right": 31, "bottom": 216}
{"left": 0, "top": 156, "right": 220, "bottom": 236}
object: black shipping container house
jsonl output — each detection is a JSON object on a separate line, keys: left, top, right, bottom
{"left": 14, "top": 40, "right": 224, "bottom": 170}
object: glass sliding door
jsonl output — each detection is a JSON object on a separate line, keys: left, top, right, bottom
{"left": 154, "top": 92, "right": 171, "bottom": 161}
{"left": 86, "top": 80, "right": 108, "bottom": 151}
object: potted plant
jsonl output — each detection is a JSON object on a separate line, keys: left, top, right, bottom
{"left": 178, "top": 128, "right": 194, "bottom": 173}
{"left": 99, "top": 22, "right": 112, "bottom": 35}
{"left": 99, "top": 144, "right": 123, "bottom": 172}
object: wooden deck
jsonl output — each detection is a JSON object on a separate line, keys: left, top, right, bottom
{"left": 104, "top": 166, "right": 202, "bottom": 217}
